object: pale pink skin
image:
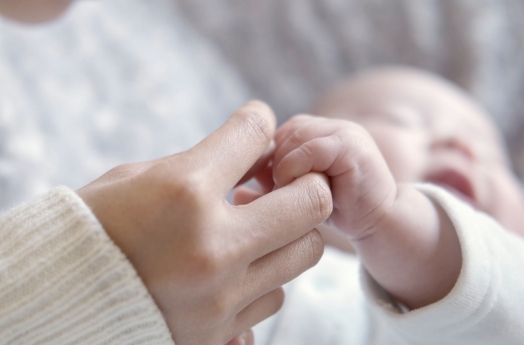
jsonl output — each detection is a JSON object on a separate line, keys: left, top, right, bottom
{"left": 5, "top": 0, "right": 522, "bottom": 326}
{"left": 314, "top": 68, "right": 524, "bottom": 237}
{"left": 273, "top": 67, "right": 524, "bottom": 309}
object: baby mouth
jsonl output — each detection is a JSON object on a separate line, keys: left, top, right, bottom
{"left": 425, "top": 168, "right": 478, "bottom": 208}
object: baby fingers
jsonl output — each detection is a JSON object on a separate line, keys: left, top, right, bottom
{"left": 274, "top": 119, "right": 340, "bottom": 165}
{"left": 273, "top": 136, "right": 343, "bottom": 187}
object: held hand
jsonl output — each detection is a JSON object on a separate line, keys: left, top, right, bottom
{"left": 77, "top": 102, "right": 332, "bottom": 345}
{"left": 273, "top": 115, "right": 462, "bottom": 309}
{"left": 273, "top": 115, "right": 396, "bottom": 239}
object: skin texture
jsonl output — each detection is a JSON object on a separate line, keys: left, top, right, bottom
{"left": 265, "top": 67, "right": 524, "bottom": 309}
{"left": 314, "top": 67, "right": 524, "bottom": 237}
{"left": 0, "top": 0, "right": 73, "bottom": 23}
{"left": 0, "top": 3, "right": 330, "bottom": 343}
{"left": 78, "top": 101, "right": 332, "bottom": 345}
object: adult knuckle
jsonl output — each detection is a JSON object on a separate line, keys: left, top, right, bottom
{"left": 208, "top": 292, "right": 235, "bottom": 325}
{"left": 171, "top": 174, "right": 206, "bottom": 201}
{"left": 149, "top": 162, "right": 208, "bottom": 204}
{"left": 191, "top": 245, "right": 227, "bottom": 279}
{"left": 237, "top": 109, "right": 272, "bottom": 144}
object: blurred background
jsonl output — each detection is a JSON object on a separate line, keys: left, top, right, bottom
{"left": 176, "top": 0, "right": 524, "bottom": 169}
{"left": 1, "top": 0, "right": 524, "bottom": 209}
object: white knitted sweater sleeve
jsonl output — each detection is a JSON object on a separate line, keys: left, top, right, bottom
{"left": 0, "top": 187, "right": 174, "bottom": 345}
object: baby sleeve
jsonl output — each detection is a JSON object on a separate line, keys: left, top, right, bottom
{"left": 0, "top": 187, "right": 174, "bottom": 345}
{"left": 362, "top": 183, "right": 524, "bottom": 345}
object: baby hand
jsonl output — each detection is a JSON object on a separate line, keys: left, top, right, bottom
{"left": 274, "top": 115, "right": 462, "bottom": 309}
{"left": 273, "top": 115, "right": 396, "bottom": 240}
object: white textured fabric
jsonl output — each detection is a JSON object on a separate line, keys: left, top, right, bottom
{"left": 0, "top": 187, "right": 174, "bottom": 345}
{"left": 254, "top": 184, "right": 524, "bottom": 344}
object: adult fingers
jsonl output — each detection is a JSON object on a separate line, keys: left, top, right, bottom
{"left": 230, "top": 288, "right": 284, "bottom": 342}
{"left": 273, "top": 120, "right": 342, "bottom": 168}
{"left": 235, "top": 172, "right": 332, "bottom": 261}
{"left": 252, "top": 160, "right": 275, "bottom": 194}
{"left": 232, "top": 156, "right": 275, "bottom": 205}
{"left": 225, "top": 330, "right": 254, "bottom": 345}
{"left": 243, "top": 230, "right": 324, "bottom": 303}
{"left": 235, "top": 140, "right": 275, "bottom": 187}
{"left": 186, "top": 100, "right": 277, "bottom": 197}
{"left": 232, "top": 187, "right": 264, "bottom": 206}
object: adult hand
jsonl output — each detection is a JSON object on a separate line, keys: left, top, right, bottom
{"left": 226, "top": 330, "right": 254, "bottom": 345}
{"left": 77, "top": 101, "right": 332, "bottom": 345}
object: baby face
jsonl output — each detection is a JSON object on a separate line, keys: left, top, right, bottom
{"left": 315, "top": 68, "right": 524, "bottom": 236}
{"left": 0, "top": 0, "right": 73, "bottom": 23}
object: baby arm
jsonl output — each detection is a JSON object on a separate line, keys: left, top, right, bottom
{"left": 273, "top": 115, "right": 462, "bottom": 309}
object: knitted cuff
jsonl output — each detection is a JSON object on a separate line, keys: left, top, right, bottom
{"left": 0, "top": 187, "right": 174, "bottom": 345}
